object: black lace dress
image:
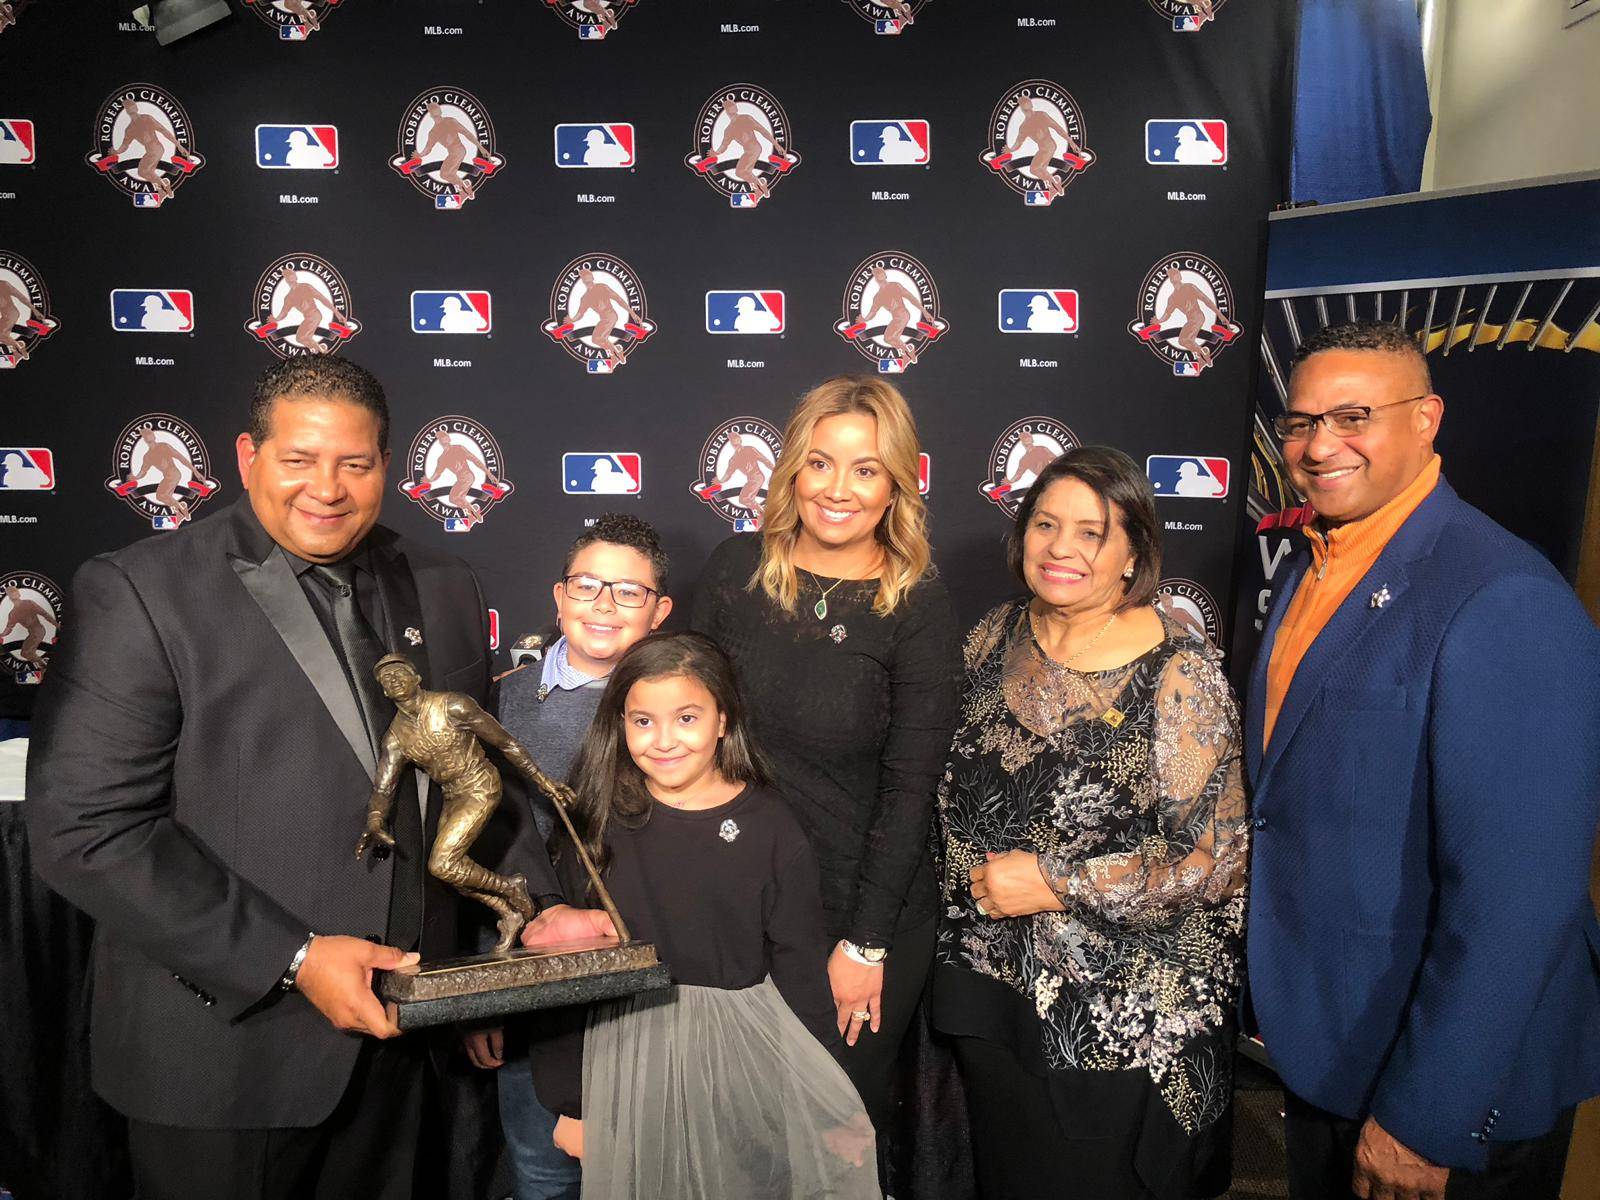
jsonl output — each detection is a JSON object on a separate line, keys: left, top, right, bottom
{"left": 932, "top": 599, "right": 1249, "bottom": 1198}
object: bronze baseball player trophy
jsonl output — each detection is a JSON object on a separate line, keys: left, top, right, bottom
{"left": 357, "top": 653, "right": 665, "bottom": 1029}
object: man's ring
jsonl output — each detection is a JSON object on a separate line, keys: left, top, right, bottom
{"left": 974, "top": 898, "right": 988, "bottom": 917}
{"left": 850, "top": 1009, "right": 871, "bottom": 1021}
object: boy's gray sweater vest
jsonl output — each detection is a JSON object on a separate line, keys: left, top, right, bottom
{"left": 496, "top": 666, "right": 605, "bottom": 839}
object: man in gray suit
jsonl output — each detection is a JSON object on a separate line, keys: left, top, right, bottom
{"left": 26, "top": 358, "right": 601, "bottom": 1200}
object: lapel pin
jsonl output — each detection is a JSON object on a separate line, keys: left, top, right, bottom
{"left": 1369, "top": 586, "right": 1392, "bottom": 610}
{"left": 403, "top": 626, "right": 423, "bottom": 646}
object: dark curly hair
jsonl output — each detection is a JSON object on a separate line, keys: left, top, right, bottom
{"left": 248, "top": 357, "right": 390, "bottom": 451}
{"left": 1289, "top": 319, "right": 1432, "bottom": 391}
{"left": 562, "top": 513, "right": 669, "bottom": 593}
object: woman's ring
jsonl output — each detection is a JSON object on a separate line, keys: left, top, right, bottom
{"left": 850, "top": 1009, "right": 871, "bottom": 1021}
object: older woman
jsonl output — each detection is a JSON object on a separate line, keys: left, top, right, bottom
{"left": 690, "top": 376, "right": 961, "bottom": 1144}
{"left": 933, "top": 447, "right": 1248, "bottom": 1199}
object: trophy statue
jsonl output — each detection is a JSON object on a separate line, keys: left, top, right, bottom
{"left": 356, "top": 653, "right": 667, "bottom": 1030}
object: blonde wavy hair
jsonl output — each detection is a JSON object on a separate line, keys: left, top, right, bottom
{"left": 752, "top": 375, "right": 932, "bottom": 616}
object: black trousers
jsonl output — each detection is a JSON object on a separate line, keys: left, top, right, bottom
{"left": 127, "top": 1037, "right": 427, "bottom": 1200}
{"left": 836, "top": 912, "right": 936, "bottom": 1137}
{"left": 1283, "top": 1091, "right": 1575, "bottom": 1200}
{"left": 953, "top": 1035, "right": 1159, "bottom": 1200}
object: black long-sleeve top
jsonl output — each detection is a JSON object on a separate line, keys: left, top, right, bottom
{"left": 529, "top": 784, "right": 839, "bottom": 1118}
{"left": 690, "top": 535, "right": 962, "bottom": 950}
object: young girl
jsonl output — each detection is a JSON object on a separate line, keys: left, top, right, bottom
{"left": 529, "top": 631, "right": 876, "bottom": 1199}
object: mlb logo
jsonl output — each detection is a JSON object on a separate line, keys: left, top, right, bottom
{"left": 705, "top": 291, "right": 785, "bottom": 335}
{"left": 578, "top": 24, "right": 607, "bottom": 39}
{"left": 281, "top": 24, "right": 309, "bottom": 40}
{"left": 1024, "top": 192, "right": 1054, "bottom": 207}
{"left": 1174, "top": 15, "right": 1211, "bottom": 31}
{"left": 133, "top": 194, "right": 164, "bottom": 209}
{"left": 436, "top": 194, "right": 466, "bottom": 210}
{"left": 730, "top": 193, "right": 760, "bottom": 209}
{"left": 443, "top": 517, "right": 474, "bottom": 533}
{"left": 0, "top": 119, "right": 36, "bottom": 165}
{"left": 152, "top": 514, "right": 183, "bottom": 531}
{"left": 586, "top": 358, "right": 615, "bottom": 374}
{"left": 997, "top": 289, "right": 1079, "bottom": 334}
{"left": 875, "top": 19, "right": 905, "bottom": 34}
{"left": 1174, "top": 362, "right": 1205, "bottom": 377}
{"left": 733, "top": 517, "right": 761, "bottom": 532}
{"left": 410, "top": 291, "right": 492, "bottom": 334}
{"left": 0, "top": 448, "right": 54, "bottom": 491}
{"left": 1146, "top": 455, "right": 1230, "bottom": 499}
{"left": 849, "top": 120, "right": 930, "bottom": 167}
{"left": 1144, "top": 120, "right": 1227, "bottom": 166}
{"left": 487, "top": 608, "right": 500, "bottom": 651}
{"left": 917, "top": 452, "right": 930, "bottom": 497}
{"left": 110, "top": 289, "right": 196, "bottom": 333}
{"left": 255, "top": 124, "right": 339, "bottom": 170}
{"left": 878, "top": 358, "right": 906, "bottom": 374}
{"left": 554, "top": 123, "right": 635, "bottom": 169}
{"left": 563, "top": 452, "right": 642, "bottom": 496}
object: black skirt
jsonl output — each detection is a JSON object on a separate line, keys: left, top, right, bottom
{"left": 933, "top": 965, "right": 1233, "bottom": 1200}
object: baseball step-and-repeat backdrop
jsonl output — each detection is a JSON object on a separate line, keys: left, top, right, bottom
{"left": 0, "top": 0, "right": 1296, "bottom": 717}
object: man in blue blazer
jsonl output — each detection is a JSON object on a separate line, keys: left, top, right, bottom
{"left": 1246, "top": 320, "right": 1600, "bottom": 1200}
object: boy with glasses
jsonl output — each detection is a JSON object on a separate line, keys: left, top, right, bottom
{"left": 465, "top": 513, "right": 672, "bottom": 1200}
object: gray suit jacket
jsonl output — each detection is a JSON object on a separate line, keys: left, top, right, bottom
{"left": 25, "top": 496, "right": 524, "bottom": 1127}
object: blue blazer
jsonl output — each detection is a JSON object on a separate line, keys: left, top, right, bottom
{"left": 1245, "top": 477, "right": 1600, "bottom": 1171}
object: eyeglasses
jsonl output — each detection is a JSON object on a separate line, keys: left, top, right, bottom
{"left": 1274, "top": 395, "right": 1428, "bottom": 441}
{"left": 560, "top": 575, "right": 657, "bottom": 609}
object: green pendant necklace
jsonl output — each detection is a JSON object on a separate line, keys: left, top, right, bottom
{"left": 806, "top": 571, "right": 845, "bottom": 620}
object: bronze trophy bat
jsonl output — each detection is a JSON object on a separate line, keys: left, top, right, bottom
{"left": 357, "top": 653, "right": 667, "bottom": 1030}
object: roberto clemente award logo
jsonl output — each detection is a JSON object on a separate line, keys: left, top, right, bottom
{"left": 104, "top": 414, "right": 221, "bottom": 530}
{"left": 244, "top": 253, "right": 361, "bottom": 358}
{"left": 390, "top": 87, "right": 507, "bottom": 210}
{"left": 242, "top": 0, "right": 344, "bottom": 40}
{"left": 1126, "top": 253, "right": 1242, "bottom": 377}
{"left": 685, "top": 85, "right": 801, "bottom": 209}
{"left": 399, "top": 417, "right": 514, "bottom": 533}
{"left": 542, "top": 253, "right": 656, "bottom": 374}
{"left": 834, "top": 251, "right": 948, "bottom": 373}
{"left": 85, "top": 84, "right": 205, "bottom": 207}
{"left": 979, "top": 80, "right": 1094, "bottom": 206}
{"left": 0, "top": 251, "right": 58, "bottom": 368}
{"left": 689, "top": 419, "right": 782, "bottom": 532}
{"left": 544, "top": 0, "right": 639, "bottom": 40}
{"left": 0, "top": 569, "right": 60, "bottom": 685}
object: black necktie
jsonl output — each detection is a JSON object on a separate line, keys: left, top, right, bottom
{"left": 311, "top": 561, "right": 424, "bottom": 949}
{"left": 310, "top": 562, "right": 390, "bottom": 755}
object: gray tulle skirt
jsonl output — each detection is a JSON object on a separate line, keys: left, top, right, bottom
{"left": 581, "top": 977, "right": 879, "bottom": 1199}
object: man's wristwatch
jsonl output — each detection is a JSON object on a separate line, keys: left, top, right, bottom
{"left": 839, "top": 940, "right": 887, "bottom": 966}
{"left": 279, "top": 933, "right": 317, "bottom": 993}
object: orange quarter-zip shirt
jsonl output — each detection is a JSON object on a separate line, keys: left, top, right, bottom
{"left": 1262, "top": 455, "right": 1441, "bottom": 748}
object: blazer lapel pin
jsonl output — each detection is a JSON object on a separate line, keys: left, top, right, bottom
{"left": 1369, "top": 585, "right": 1392, "bottom": 610}
{"left": 404, "top": 626, "right": 424, "bottom": 646}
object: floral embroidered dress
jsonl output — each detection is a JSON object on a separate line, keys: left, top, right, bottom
{"left": 932, "top": 599, "right": 1249, "bottom": 1193}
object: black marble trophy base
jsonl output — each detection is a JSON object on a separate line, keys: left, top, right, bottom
{"left": 377, "top": 936, "right": 670, "bottom": 1031}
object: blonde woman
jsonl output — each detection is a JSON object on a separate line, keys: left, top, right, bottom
{"left": 690, "top": 376, "right": 960, "bottom": 1148}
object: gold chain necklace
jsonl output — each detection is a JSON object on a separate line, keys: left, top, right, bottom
{"left": 1047, "top": 611, "right": 1119, "bottom": 670}
{"left": 805, "top": 570, "right": 846, "bottom": 621}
